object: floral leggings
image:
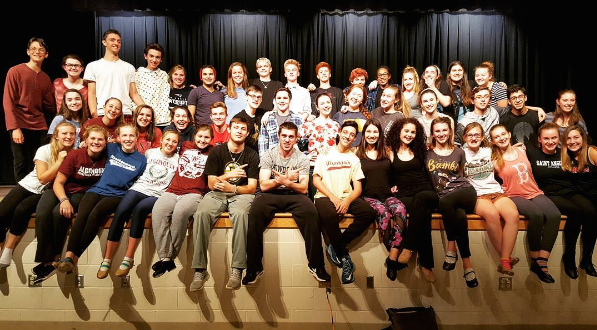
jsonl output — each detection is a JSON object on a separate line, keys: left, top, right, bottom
{"left": 363, "top": 196, "right": 407, "bottom": 251}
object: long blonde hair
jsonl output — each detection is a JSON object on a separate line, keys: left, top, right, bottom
{"left": 50, "top": 122, "right": 76, "bottom": 165}
{"left": 489, "top": 124, "right": 508, "bottom": 170}
{"left": 226, "top": 62, "right": 249, "bottom": 99}
{"left": 561, "top": 125, "right": 589, "bottom": 172}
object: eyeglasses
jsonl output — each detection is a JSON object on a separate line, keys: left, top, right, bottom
{"left": 247, "top": 94, "right": 262, "bottom": 99}
{"left": 65, "top": 64, "right": 82, "bottom": 69}
{"left": 377, "top": 73, "right": 389, "bottom": 77}
{"left": 509, "top": 95, "right": 524, "bottom": 101}
{"left": 474, "top": 95, "right": 490, "bottom": 100}
{"left": 466, "top": 133, "right": 482, "bottom": 139}
{"left": 29, "top": 47, "right": 46, "bottom": 54}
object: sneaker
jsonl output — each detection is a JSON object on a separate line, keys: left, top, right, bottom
{"left": 341, "top": 256, "right": 355, "bottom": 284}
{"left": 308, "top": 266, "right": 331, "bottom": 282}
{"left": 242, "top": 269, "right": 264, "bottom": 285}
{"left": 97, "top": 261, "right": 111, "bottom": 279}
{"left": 326, "top": 244, "right": 342, "bottom": 268}
{"left": 226, "top": 268, "right": 243, "bottom": 290}
{"left": 190, "top": 270, "right": 210, "bottom": 292}
{"left": 33, "top": 264, "right": 58, "bottom": 284}
{"left": 152, "top": 260, "right": 176, "bottom": 278}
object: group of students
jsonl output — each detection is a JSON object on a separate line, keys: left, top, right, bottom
{"left": 1, "top": 30, "right": 593, "bottom": 292}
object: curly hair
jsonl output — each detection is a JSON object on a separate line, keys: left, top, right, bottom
{"left": 386, "top": 117, "right": 428, "bottom": 161}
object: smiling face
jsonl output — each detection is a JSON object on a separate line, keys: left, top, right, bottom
{"left": 377, "top": 68, "right": 390, "bottom": 87}
{"left": 566, "top": 129, "right": 584, "bottom": 154}
{"left": 86, "top": 131, "right": 107, "bottom": 154}
{"left": 63, "top": 58, "right": 83, "bottom": 79}
{"left": 539, "top": 128, "right": 559, "bottom": 154}
{"left": 117, "top": 126, "right": 138, "bottom": 153}
{"left": 449, "top": 64, "right": 464, "bottom": 83}
{"left": 136, "top": 107, "right": 153, "bottom": 129}
{"left": 161, "top": 131, "right": 179, "bottom": 156}
{"left": 464, "top": 126, "right": 483, "bottom": 150}
{"left": 508, "top": 90, "right": 527, "bottom": 111}
{"left": 27, "top": 41, "right": 48, "bottom": 64}
{"left": 432, "top": 122, "right": 451, "bottom": 146}
{"left": 473, "top": 89, "right": 491, "bottom": 111}
{"left": 284, "top": 64, "right": 299, "bottom": 83}
{"left": 56, "top": 125, "right": 76, "bottom": 148}
{"left": 256, "top": 60, "right": 272, "bottom": 78}
{"left": 339, "top": 126, "right": 357, "bottom": 148}
{"left": 63, "top": 91, "right": 83, "bottom": 112}
{"left": 104, "top": 99, "right": 123, "bottom": 121}
{"left": 557, "top": 92, "right": 576, "bottom": 113}
{"left": 201, "top": 68, "right": 216, "bottom": 86}
{"left": 347, "top": 88, "right": 364, "bottom": 109}
{"left": 317, "top": 67, "right": 331, "bottom": 83}
{"left": 102, "top": 33, "right": 121, "bottom": 55}
{"left": 490, "top": 126, "right": 511, "bottom": 149}
{"left": 194, "top": 128, "right": 213, "bottom": 149}
{"left": 402, "top": 72, "right": 415, "bottom": 92}
{"left": 352, "top": 75, "right": 367, "bottom": 86}
{"left": 275, "top": 91, "right": 291, "bottom": 112}
{"left": 364, "top": 124, "right": 380, "bottom": 146}
{"left": 400, "top": 123, "right": 417, "bottom": 146}
{"left": 423, "top": 66, "right": 438, "bottom": 80}
{"left": 317, "top": 94, "right": 333, "bottom": 117}
{"left": 171, "top": 69, "right": 186, "bottom": 88}
{"left": 144, "top": 49, "right": 163, "bottom": 71}
{"left": 278, "top": 128, "right": 298, "bottom": 153}
{"left": 380, "top": 88, "right": 397, "bottom": 111}
{"left": 231, "top": 65, "right": 245, "bottom": 86}
{"left": 229, "top": 122, "right": 249, "bottom": 144}
{"left": 172, "top": 108, "right": 189, "bottom": 131}
{"left": 246, "top": 91, "right": 263, "bottom": 109}
{"left": 474, "top": 67, "right": 491, "bottom": 87}
{"left": 420, "top": 91, "right": 438, "bottom": 115}
{"left": 210, "top": 106, "right": 227, "bottom": 128}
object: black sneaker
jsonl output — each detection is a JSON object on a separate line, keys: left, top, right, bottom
{"left": 341, "top": 256, "right": 355, "bottom": 284}
{"left": 242, "top": 270, "right": 264, "bottom": 285}
{"left": 33, "top": 264, "right": 58, "bottom": 284}
{"left": 308, "top": 266, "right": 331, "bottom": 282}
{"left": 152, "top": 260, "right": 176, "bottom": 278}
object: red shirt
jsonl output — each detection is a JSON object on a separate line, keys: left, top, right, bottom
{"left": 3, "top": 63, "right": 55, "bottom": 130}
{"left": 53, "top": 78, "right": 88, "bottom": 112}
{"left": 80, "top": 117, "right": 118, "bottom": 141}
{"left": 137, "top": 129, "right": 162, "bottom": 154}
{"left": 58, "top": 148, "right": 107, "bottom": 194}
{"left": 167, "top": 141, "right": 212, "bottom": 195}
{"left": 210, "top": 124, "right": 230, "bottom": 146}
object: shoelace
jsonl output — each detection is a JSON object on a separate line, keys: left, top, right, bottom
{"left": 194, "top": 271, "right": 206, "bottom": 281}
{"left": 230, "top": 269, "right": 242, "bottom": 280}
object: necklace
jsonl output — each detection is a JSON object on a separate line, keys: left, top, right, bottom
{"left": 261, "top": 80, "right": 271, "bottom": 89}
{"left": 229, "top": 147, "right": 244, "bottom": 163}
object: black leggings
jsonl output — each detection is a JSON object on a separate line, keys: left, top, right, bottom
{"left": 34, "top": 189, "right": 85, "bottom": 263}
{"left": 0, "top": 184, "right": 40, "bottom": 243}
{"left": 550, "top": 194, "right": 597, "bottom": 261}
{"left": 107, "top": 190, "right": 157, "bottom": 241}
{"left": 315, "top": 197, "right": 376, "bottom": 258}
{"left": 439, "top": 187, "right": 477, "bottom": 259}
{"left": 400, "top": 190, "right": 439, "bottom": 269}
{"left": 66, "top": 192, "right": 123, "bottom": 258}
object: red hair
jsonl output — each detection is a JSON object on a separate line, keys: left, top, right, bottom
{"left": 349, "top": 68, "right": 368, "bottom": 83}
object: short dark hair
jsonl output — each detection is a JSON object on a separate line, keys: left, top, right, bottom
{"left": 507, "top": 84, "right": 527, "bottom": 98}
{"left": 230, "top": 116, "right": 249, "bottom": 129}
{"left": 278, "top": 122, "right": 298, "bottom": 136}
{"left": 340, "top": 120, "right": 359, "bottom": 133}
{"left": 102, "top": 29, "right": 121, "bottom": 41}
{"left": 27, "top": 37, "right": 48, "bottom": 52}
{"left": 144, "top": 43, "right": 164, "bottom": 56}
{"left": 275, "top": 87, "right": 293, "bottom": 101}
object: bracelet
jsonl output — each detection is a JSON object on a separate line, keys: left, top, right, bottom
{"left": 59, "top": 197, "right": 69, "bottom": 204}
{"left": 234, "top": 185, "right": 238, "bottom": 194}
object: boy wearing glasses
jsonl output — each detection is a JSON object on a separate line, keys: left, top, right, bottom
{"left": 366, "top": 66, "right": 399, "bottom": 112}
{"left": 3, "top": 37, "right": 55, "bottom": 182}
{"left": 233, "top": 85, "right": 265, "bottom": 152}
{"left": 455, "top": 86, "right": 503, "bottom": 146}
{"left": 499, "top": 85, "right": 544, "bottom": 147}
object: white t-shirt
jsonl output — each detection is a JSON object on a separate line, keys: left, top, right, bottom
{"left": 463, "top": 146, "right": 503, "bottom": 196}
{"left": 286, "top": 84, "right": 311, "bottom": 116}
{"left": 130, "top": 148, "right": 179, "bottom": 197}
{"left": 313, "top": 147, "right": 364, "bottom": 200}
{"left": 19, "top": 144, "right": 51, "bottom": 194}
{"left": 132, "top": 67, "right": 171, "bottom": 126}
{"left": 84, "top": 58, "right": 135, "bottom": 116}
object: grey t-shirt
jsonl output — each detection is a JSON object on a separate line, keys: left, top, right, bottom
{"left": 273, "top": 112, "right": 291, "bottom": 127}
{"left": 260, "top": 147, "right": 310, "bottom": 193}
{"left": 371, "top": 107, "right": 405, "bottom": 138}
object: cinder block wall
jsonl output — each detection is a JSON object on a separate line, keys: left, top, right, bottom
{"left": 1, "top": 227, "right": 597, "bottom": 329}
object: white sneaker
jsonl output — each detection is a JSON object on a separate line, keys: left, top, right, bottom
{"left": 226, "top": 268, "right": 243, "bottom": 290}
{"left": 190, "top": 270, "right": 210, "bottom": 292}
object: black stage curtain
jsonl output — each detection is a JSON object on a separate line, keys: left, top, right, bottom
{"left": 1, "top": 9, "right": 587, "bottom": 184}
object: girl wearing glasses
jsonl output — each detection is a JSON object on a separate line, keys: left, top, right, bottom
{"left": 54, "top": 55, "right": 87, "bottom": 111}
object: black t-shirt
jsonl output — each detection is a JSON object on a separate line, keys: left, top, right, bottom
{"left": 310, "top": 86, "right": 345, "bottom": 118}
{"left": 500, "top": 109, "right": 540, "bottom": 148}
{"left": 233, "top": 109, "right": 265, "bottom": 152}
{"left": 250, "top": 79, "right": 284, "bottom": 111}
{"left": 204, "top": 143, "right": 260, "bottom": 187}
{"left": 360, "top": 157, "right": 393, "bottom": 200}
{"left": 526, "top": 147, "right": 574, "bottom": 196}
{"left": 169, "top": 86, "right": 193, "bottom": 110}
{"left": 390, "top": 151, "right": 434, "bottom": 197}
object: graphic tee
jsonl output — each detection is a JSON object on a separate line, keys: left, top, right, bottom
{"left": 463, "top": 147, "right": 503, "bottom": 196}
{"left": 59, "top": 148, "right": 107, "bottom": 194}
{"left": 88, "top": 143, "right": 146, "bottom": 196}
{"left": 260, "top": 147, "right": 310, "bottom": 193}
{"left": 130, "top": 148, "right": 179, "bottom": 197}
{"left": 204, "top": 143, "right": 259, "bottom": 187}
{"left": 313, "top": 147, "right": 364, "bottom": 200}
{"left": 167, "top": 142, "right": 212, "bottom": 195}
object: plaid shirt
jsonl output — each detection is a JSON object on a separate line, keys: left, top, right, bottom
{"left": 258, "top": 112, "right": 304, "bottom": 157}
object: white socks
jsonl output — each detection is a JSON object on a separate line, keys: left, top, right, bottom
{"left": 0, "top": 248, "right": 14, "bottom": 268}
